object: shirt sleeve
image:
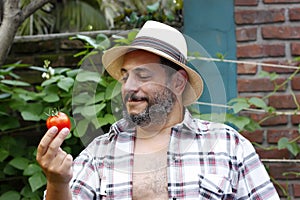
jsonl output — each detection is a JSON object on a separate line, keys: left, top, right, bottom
{"left": 236, "top": 138, "right": 280, "bottom": 200}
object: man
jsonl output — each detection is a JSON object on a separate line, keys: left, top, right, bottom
{"left": 36, "top": 21, "right": 280, "bottom": 199}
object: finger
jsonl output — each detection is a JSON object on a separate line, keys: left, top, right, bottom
{"left": 45, "top": 128, "right": 70, "bottom": 159}
{"left": 48, "top": 148, "right": 69, "bottom": 170}
{"left": 36, "top": 126, "right": 58, "bottom": 160}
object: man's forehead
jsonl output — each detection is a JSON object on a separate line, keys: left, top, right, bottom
{"left": 121, "top": 63, "right": 163, "bottom": 73}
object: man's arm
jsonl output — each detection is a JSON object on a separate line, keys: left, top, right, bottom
{"left": 36, "top": 126, "right": 73, "bottom": 200}
{"left": 236, "top": 139, "right": 280, "bottom": 199}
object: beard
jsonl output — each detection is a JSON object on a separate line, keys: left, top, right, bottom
{"left": 122, "top": 87, "right": 176, "bottom": 127}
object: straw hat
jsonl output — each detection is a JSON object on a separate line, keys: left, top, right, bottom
{"left": 102, "top": 20, "right": 203, "bottom": 106}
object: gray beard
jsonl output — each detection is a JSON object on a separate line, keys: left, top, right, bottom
{"left": 123, "top": 88, "right": 176, "bottom": 127}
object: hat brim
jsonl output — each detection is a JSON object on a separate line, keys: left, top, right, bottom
{"left": 102, "top": 45, "right": 203, "bottom": 106}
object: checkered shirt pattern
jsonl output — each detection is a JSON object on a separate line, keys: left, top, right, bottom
{"left": 54, "top": 110, "right": 279, "bottom": 200}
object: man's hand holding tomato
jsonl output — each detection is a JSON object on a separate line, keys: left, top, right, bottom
{"left": 36, "top": 112, "right": 73, "bottom": 200}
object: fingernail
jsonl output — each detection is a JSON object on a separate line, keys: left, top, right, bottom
{"left": 49, "top": 126, "right": 58, "bottom": 134}
{"left": 61, "top": 128, "right": 69, "bottom": 135}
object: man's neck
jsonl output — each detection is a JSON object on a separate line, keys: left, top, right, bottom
{"left": 135, "top": 104, "right": 185, "bottom": 140}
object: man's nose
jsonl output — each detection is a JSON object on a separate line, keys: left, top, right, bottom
{"left": 123, "top": 75, "right": 140, "bottom": 92}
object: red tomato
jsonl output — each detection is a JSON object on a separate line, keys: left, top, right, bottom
{"left": 46, "top": 111, "right": 71, "bottom": 132}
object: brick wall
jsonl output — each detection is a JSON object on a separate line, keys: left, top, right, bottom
{"left": 235, "top": 0, "right": 300, "bottom": 198}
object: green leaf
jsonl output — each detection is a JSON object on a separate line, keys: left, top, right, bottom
{"left": 86, "top": 92, "right": 105, "bottom": 105}
{"left": 20, "top": 103, "right": 43, "bottom": 121}
{"left": 228, "top": 97, "right": 248, "bottom": 105}
{"left": 147, "top": 1, "right": 159, "bottom": 13}
{"left": 127, "top": 30, "right": 138, "bottom": 42}
{"left": 73, "top": 119, "right": 89, "bottom": 137}
{"left": 278, "top": 137, "right": 289, "bottom": 149}
{"left": 72, "top": 92, "right": 92, "bottom": 105}
{"left": 54, "top": 68, "right": 70, "bottom": 74}
{"left": 71, "top": 34, "right": 97, "bottom": 48}
{"left": 76, "top": 70, "right": 100, "bottom": 82}
{"left": 81, "top": 103, "right": 106, "bottom": 119}
{"left": 9, "top": 157, "right": 30, "bottom": 170}
{"left": 43, "top": 92, "right": 60, "bottom": 103}
{"left": 58, "top": 77, "right": 74, "bottom": 92}
{"left": 0, "top": 80, "right": 30, "bottom": 87}
{"left": 105, "top": 81, "right": 121, "bottom": 100}
{"left": 29, "top": 66, "right": 48, "bottom": 72}
{"left": 3, "top": 164, "right": 18, "bottom": 175}
{"left": 28, "top": 171, "right": 47, "bottom": 192}
{"left": 96, "top": 113, "right": 116, "bottom": 128}
{"left": 244, "top": 120, "right": 261, "bottom": 132}
{"left": 278, "top": 137, "right": 300, "bottom": 156}
{"left": 259, "top": 70, "right": 279, "bottom": 81}
{"left": 41, "top": 76, "right": 62, "bottom": 87}
{"left": 0, "top": 148, "right": 9, "bottom": 162}
{"left": 95, "top": 33, "right": 111, "bottom": 50}
{"left": 13, "top": 88, "right": 39, "bottom": 101}
{"left": 0, "top": 190, "right": 21, "bottom": 200}
{"left": 226, "top": 115, "right": 250, "bottom": 131}
{"left": 287, "top": 142, "right": 300, "bottom": 157}
{"left": 248, "top": 97, "right": 267, "bottom": 109}
{"left": 0, "top": 93, "right": 11, "bottom": 99}
{"left": 20, "top": 185, "right": 41, "bottom": 199}
{"left": 231, "top": 102, "right": 250, "bottom": 113}
{"left": 23, "top": 163, "right": 42, "bottom": 176}
{"left": 0, "top": 116, "right": 20, "bottom": 131}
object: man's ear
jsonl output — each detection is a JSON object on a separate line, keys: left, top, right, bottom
{"left": 172, "top": 69, "right": 188, "bottom": 95}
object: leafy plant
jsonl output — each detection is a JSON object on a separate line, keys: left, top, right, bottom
{"left": 0, "top": 30, "right": 137, "bottom": 199}
{"left": 99, "top": 0, "right": 183, "bottom": 29}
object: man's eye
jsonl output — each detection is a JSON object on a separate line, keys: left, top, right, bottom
{"left": 138, "top": 73, "right": 151, "bottom": 80}
{"left": 121, "top": 75, "right": 128, "bottom": 82}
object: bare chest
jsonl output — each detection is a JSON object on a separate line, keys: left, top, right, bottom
{"left": 132, "top": 146, "right": 169, "bottom": 200}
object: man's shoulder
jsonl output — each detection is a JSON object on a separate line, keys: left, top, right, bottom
{"left": 191, "top": 117, "right": 247, "bottom": 141}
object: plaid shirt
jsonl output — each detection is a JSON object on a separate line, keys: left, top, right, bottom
{"left": 68, "top": 110, "right": 279, "bottom": 200}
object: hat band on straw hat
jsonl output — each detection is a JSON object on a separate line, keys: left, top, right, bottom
{"left": 131, "top": 36, "right": 187, "bottom": 64}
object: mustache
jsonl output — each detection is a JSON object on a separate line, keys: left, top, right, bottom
{"left": 124, "top": 92, "right": 148, "bottom": 103}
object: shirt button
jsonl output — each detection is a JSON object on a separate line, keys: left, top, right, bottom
{"left": 172, "top": 155, "right": 180, "bottom": 161}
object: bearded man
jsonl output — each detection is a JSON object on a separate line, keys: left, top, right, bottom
{"left": 37, "top": 20, "right": 279, "bottom": 200}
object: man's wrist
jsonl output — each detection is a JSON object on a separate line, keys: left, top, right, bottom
{"left": 45, "top": 181, "right": 72, "bottom": 200}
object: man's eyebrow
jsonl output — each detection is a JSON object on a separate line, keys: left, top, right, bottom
{"left": 120, "top": 68, "right": 127, "bottom": 74}
{"left": 120, "top": 66, "right": 153, "bottom": 74}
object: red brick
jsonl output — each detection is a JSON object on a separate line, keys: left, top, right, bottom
{"left": 289, "top": 7, "right": 300, "bottom": 21}
{"left": 268, "top": 94, "right": 300, "bottom": 109}
{"left": 237, "top": 44, "right": 285, "bottom": 58}
{"left": 268, "top": 162, "right": 300, "bottom": 179}
{"left": 291, "top": 42, "right": 300, "bottom": 55}
{"left": 292, "top": 115, "right": 300, "bottom": 124}
{"left": 256, "top": 148, "right": 290, "bottom": 159}
{"left": 241, "top": 130, "right": 264, "bottom": 143}
{"left": 262, "top": 60, "right": 299, "bottom": 73}
{"left": 291, "top": 75, "right": 300, "bottom": 90}
{"left": 237, "top": 63, "right": 257, "bottom": 74}
{"left": 238, "top": 77, "right": 286, "bottom": 92}
{"left": 262, "top": 26, "right": 300, "bottom": 39}
{"left": 244, "top": 112, "right": 288, "bottom": 126}
{"left": 235, "top": 9, "right": 285, "bottom": 25}
{"left": 235, "top": 0, "right": 258, "bottom": 6}
{"left": 293, "top": 183, "right": 300, "bottom": 197}
{"left": 267, "top": 129, "right": 300, "bottom": 143}
{"left": 236, "top": 27, "right": 257, "bottom": 42}
{"left": 264, "top": 0, "right": 300, "bottom": 3}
